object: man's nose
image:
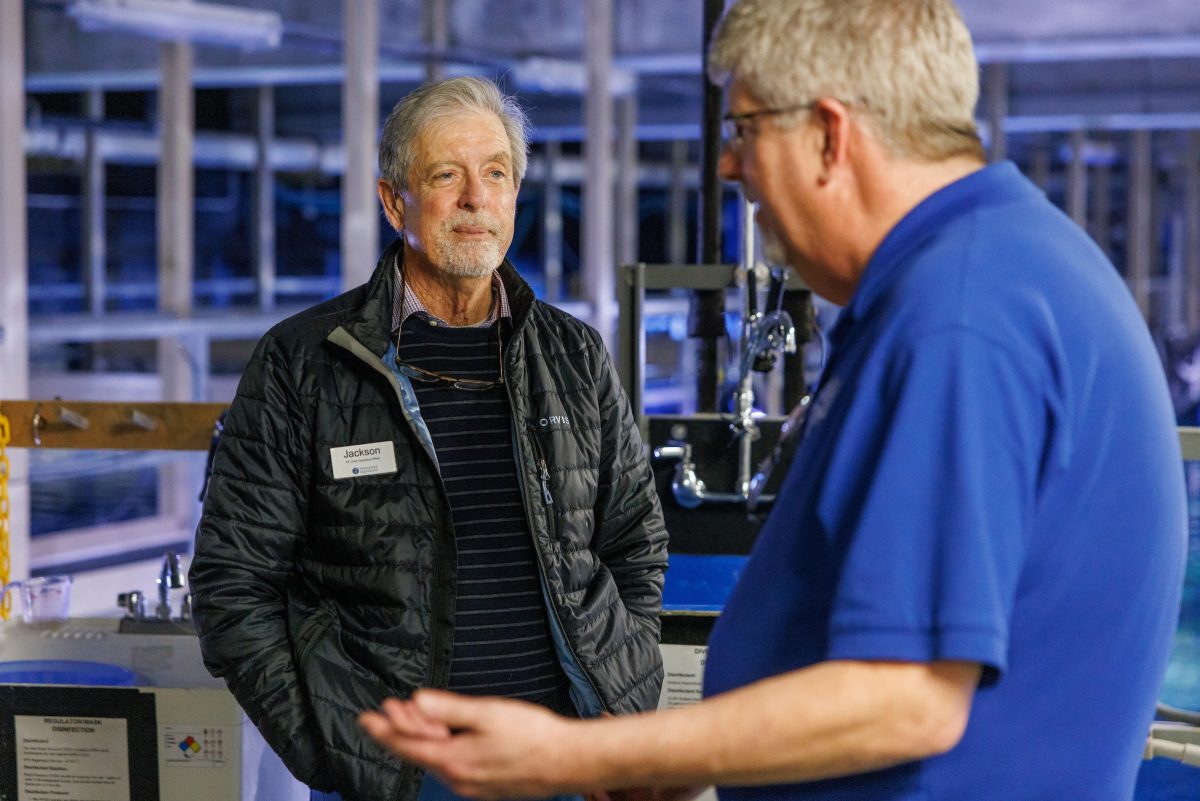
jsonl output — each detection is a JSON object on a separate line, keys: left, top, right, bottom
{"left": 717, "top": 146, "right": 742, "bottom": 183}
{"left": 459, "top": 174, "right": 487, "bottom": 209}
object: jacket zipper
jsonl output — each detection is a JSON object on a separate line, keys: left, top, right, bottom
{"left": 539, "top": 459, "right": 554, "bottom": 505}
{"left": 326, "top": 330, "right": 456, "bottom": 691}
{"left": 508, "top": 403, "right": 607, "bottom": 715}
{"left": 325, "top": 274, "right": 540, "bottom": 801}
{"left": 342, "top": 335, "right": 443, "bottom": 801}
{"left": 527, "top": 426, "right": 556, "bottom": 518}
{"left": 294, "top": 603, "right": 335, "bottom": 666}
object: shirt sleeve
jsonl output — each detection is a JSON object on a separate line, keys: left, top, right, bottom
{"left": 818, "top": 326, "right": 1047, "bottom": 679}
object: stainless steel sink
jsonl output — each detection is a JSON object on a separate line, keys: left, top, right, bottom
{"left": 117, "top": 617, "right": 197, "bottom": 636}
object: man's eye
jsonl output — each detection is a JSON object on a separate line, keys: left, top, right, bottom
{"left": 489, "top": 169, "right": 506, "bottom": 179}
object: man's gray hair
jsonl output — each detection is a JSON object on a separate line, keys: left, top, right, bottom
{"left": 708, "top": 0, "right": 984, "bottom": 162}
{"left": 379, "top": 76, "right": 531, "bottom": 191}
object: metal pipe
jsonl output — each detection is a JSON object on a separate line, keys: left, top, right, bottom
{"left": 616, "top": 92, "right": 639, "bottom": 270}
{"left": 1128, "top": 129, "right": 1154, "bottom": 320}
{"left": 0, "top": 0, "right": 31, "bottom": 585}
{"left": 83, "top": 88, "right": 106, "bottom": 316}
{"left": 1089, "top": 151, "right": 1112, "bottom": 259}
{"left": 1067, "top": 129, "right": 1088, "bottom": 227}
{"left": 156, "top": 550, "right": 183, "bottom": 620}
{"left": 341, "top": 0, "right": 380, "bottom": 291}
{"left": 781, "top": 288, "right": 812, "bottom": 410}
{"left": 1029, "top": 142, "right": 1051, "bottom": 189}
{"left": 157, "top": 39, "right": 195, "bottom": 401}
{"left": 21, "top": 35, "right": 1200, "bottom": 96}
{"left": 255, "top": 85, "right": 276, "bottom": 312}
{"left": 1186, "top": 131, "right": 1200, "bottom": 331}
{"left": 156, "top": 40, "right": 200, "bottom": 535}
{"left": 542, "top": 138, "right": 563, "bottom": 302}
{"left": 653, "top": 443, "right": 777, "bottom": 509}
{"left": 583, "top": 0, "right": 616, "bottom": 345}
{"left": 985, "top": 64, "right": 1008, "bottom": 163}
{"left": 423, "top": 0, "right": 449, "bottom": 83}
{"left": 24, "top": 112, "right": 1200, "bottom": 170}
{"left": 730, "top": 196, "right": 764, "bottom": 495}
{"left": 668, "top": 139, "right": 689, "bottom": 266}
{"left": 691, "top": 0, "right": 726, "bottom": 413}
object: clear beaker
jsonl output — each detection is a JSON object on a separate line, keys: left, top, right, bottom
{"left": 1, "top": 575, "right": 73, "bottom": 625}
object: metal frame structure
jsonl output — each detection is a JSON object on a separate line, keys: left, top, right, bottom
{"left": 616, "top": 262, "right": 807, "bottom": 431}
{"left": 6, "top": 0, "right": 1200, "bottom": 625}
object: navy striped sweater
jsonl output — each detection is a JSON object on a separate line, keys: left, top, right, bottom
{"left": 398, "top": 314, "right": 567, "bottom": 702}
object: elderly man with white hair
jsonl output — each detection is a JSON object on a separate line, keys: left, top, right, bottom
{"left": 191, "top": 76, "right": 668, "bottom": 801}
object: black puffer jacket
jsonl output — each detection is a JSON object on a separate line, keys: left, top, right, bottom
{"left": 190, "top": 242, "right": 668, "bottom": 801}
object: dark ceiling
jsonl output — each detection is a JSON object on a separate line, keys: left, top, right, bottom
{"left": 22, "top": 0, "right": 1200, "bottom": 147}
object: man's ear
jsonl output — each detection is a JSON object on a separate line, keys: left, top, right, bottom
{"left": 378, "top": 179, "right": 404, "bottom": 231}
{"left": 811, "top": 98, "right": 853, "bottom": 180}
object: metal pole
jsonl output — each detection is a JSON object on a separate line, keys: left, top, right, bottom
{"left": 1186, "top": 131, "right": 1200, "bottom": 330}
{"left": 342, "top": 0, "right": 381, "bottom": 291}
{"left": 158, "top": 40, "right": 195, "bottom": 402}
{"left": 668, "top": 139, "right": 689, "bottom": 267}
{"left": 740, "top": 194, "right": 757, "bottom": 324}
{"left": 781, "top": 289, "right": 811, "bottom": 410}
{"left": 985, "top": 63, "right": 1008, "bottom": 163}
{"left": 616, "top": 92, "right": 639, "bottom": 270}
{"left": 424, "top": 0, "right": 449, "bottom": 83}
{"left": 692, "top": 0, "right": 726, "bottom": 412}
{"left": 0, "top": 0, "right": 31, "bottom": 582}
{"left": 617, "top": 262, "right": 646, "bottom": 432}
{"left": 583, "top": 0, "right": 616, "bottom": 344}
{"left": 255, "top": 85, "right": 276, "bottom": 312}
{"left": 542, "top": 140, "right": 564, "bottom": 302}
{"left": 1090, "top": 151, "right": 1112, "bottom": 259}
{"left": 83, "top": 88, "right": 107, "bottom": 316}
{"left": 1066, "top": 129, "right": 1088, "bottom": 227}
{"left": 735, "top": 194, "right": 758, "bottom": 429}
{"left": 156, "top": 40, "right": 200, "bottom": 532}
{"left": 1030, "top": 142, "right": 1051, "bottom": 190}
{"left": 1127, "top": 129, "right": 1153, "bottom": 320}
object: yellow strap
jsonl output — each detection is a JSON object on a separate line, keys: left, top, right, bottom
{"left": 0, "top": 408, "right": 10, "bottom": 620}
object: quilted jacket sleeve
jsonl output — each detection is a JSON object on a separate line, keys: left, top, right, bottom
{"left": 590, "top": 336, "right": 669, "bottom": 633}
{"left": 188, "top": 333, "right": 333, "bottom": 791}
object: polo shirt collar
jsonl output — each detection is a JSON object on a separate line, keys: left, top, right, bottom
{"left": 840, "top": 161, "right": 1033, "bottom": 328}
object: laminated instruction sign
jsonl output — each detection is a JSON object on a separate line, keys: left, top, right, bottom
{"left": 656, "top": 644, "right": 719, "bottom": 801}
{"left": 14, "top": 715, "right": 130, "bottom": 801}
{"left": 0, "top": 685, "right": 159, "bottom": 801}
{"left": 657, "top": 615, "right": 719, "bottom": 801}
{"left": 657, "top": 644, "right": 708, "bottom": 709}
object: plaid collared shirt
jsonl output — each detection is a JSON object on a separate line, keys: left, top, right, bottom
{"left": 390, "top": 255, "right": 512, "bottom": 335}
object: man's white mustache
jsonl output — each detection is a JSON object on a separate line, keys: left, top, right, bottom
{"left": 445, "top": 214, "right": 500, "bottom": 234}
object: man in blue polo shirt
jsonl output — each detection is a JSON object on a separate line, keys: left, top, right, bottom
{"left": 358, "top": 1, "right": 1188, "bottom": 799}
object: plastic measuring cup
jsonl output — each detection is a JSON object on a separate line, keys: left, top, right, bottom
{"left": 1, "top": 575, "right": 73, "bottom": 625}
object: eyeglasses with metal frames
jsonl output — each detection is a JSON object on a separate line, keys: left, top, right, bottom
{"left": 394, "top": 328, "right": 505, "bottom": 392}
{"left": 721, "top": 102, "right": 817, "bottom": 150}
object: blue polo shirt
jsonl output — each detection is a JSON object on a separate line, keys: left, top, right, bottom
{"left": 703, "top": 163, "right": 1187, "bottom": 801}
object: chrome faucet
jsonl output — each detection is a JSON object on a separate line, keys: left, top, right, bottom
{"left": 652, "top": 444, "right": 707, "bottom": 509}
{"left": 156, "top": 550, "right": 184, "bottom": 620}
{"left": 117, "top": 589, "right": 147, "bottom": 620}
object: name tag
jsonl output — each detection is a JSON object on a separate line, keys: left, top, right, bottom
{"left": 330, "top": 441, "right": 398, "bottom": 480}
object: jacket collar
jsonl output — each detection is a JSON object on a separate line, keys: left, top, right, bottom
{"left": 339, "top": 238, "right": 536, "bottom": 359}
